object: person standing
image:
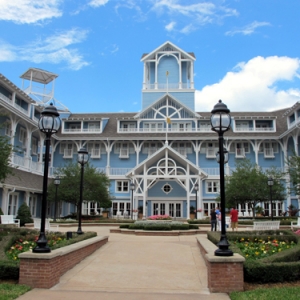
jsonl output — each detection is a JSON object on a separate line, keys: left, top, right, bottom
{"left": 230, "top": 207, "right": 239, "bottom": 231}
{"left": 210, "top": 208, "right": 217, "bottom": 231}
{"left": 216, "top": 206, "right": 221, "bottom": 230}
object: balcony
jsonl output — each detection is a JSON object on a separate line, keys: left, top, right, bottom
{"left": 63, "top": 127, "right": 101, "bottom": 133}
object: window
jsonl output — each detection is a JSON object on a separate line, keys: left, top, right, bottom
{"left": 116, "top": 180, "right": 129, "bottom": 192}
{"left": 8, "top": 194, "right": 18, "bottom": 215}
{"left": 32, "top": 138, "right": 38, "bottom": 155}
{"left": 5, "top": 122, "right": 11, "bottom": 136}
{"left": 19, "top": 128, "right": 27, "bottom": 145}
{"left": 88, "top": 123, "right": 100, "bottom": 132}
{"left": 87, "top": 142, "right": 103, "bottom": 158}
{"left": 206, "top": 181, "right": 219, "bottom": 193}
{"left": 235, "top": 121, "right": 249, "bottom": 131}
{"left": 29, "top": 195, "right": 37, "bottom": 216}
{"left": 162, "top": 183, "right": 172, "bottom": 194}
{"left": 144, "top": 122, "right": 163, "bottom": 132}
{"left": 60, "top": 142, "right": 76, "bottom": 158}
{"left": 172, "top": 122, "right": 192, "bottom": 132}
{"left": 115, "top": 142, "right": 134, "bottom": 158}
{"left": 121, "top": 123, "right": 136, "bottom": 132}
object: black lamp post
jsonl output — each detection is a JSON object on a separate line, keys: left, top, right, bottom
{"left": 53, "top": 176, "right": 60, "bottom": 222}
{"left": 194, "top": 183, "right": 199, "bottom": 219}
{"left": 211, "top": 100, "right": 233, "bottom": 257}
{"left": 268, "top": 176, "right": 274, "bottom": 220}
{"left": 130, "top": 182, "right": 135, "bottom": 219}
{"left": 33, "top": 104, "right": 60, "bottom": 253}
{"left": 77, "top": 147, "right": 89, "bottom": 234}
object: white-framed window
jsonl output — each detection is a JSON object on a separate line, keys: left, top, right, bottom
{"left": 114, "top": 142, "right": 134, "bottom": 158}
{"left": 112, "top": 202, "right": 131, "bottom": 216}
{"left": 116, "top": 180, "right": 129, "bottom": 192}
{"left": 203, "top": 202, "right": 217, "bottom": 217}
{"left": 172, "top": 122, "right": 192, "bottom": 132}
{"left": 162, "top": 183, "right": 172, "bottom": 194}
{"left": 29, "top": 195, "right": 37, "bottom": 217}
{"left": 87, "top": 142, "right": 104, "bottom": 158}
{"left": 5, "top": 122, "right": 11, "bottom": 136}
{"left": 199, "top": 122, "right": 211, "bottom": 131}
{"left": 19, "top": 128, "right": 27, "bottom": 145}
{"left": 121, "top": 122, "right": 136, "bottom": 131}
{"left": 60, "top": 142, "right": 76, "bottom": 158}
{"left": 259, "top": 142, "right": 278, "bottom": 155}
{"left": 82, "top": 201, "right": 100, "bottom": 215}
{"left": 235, "top": 121, "right": 249, "bottom": 131}
{"left": 87, "top": 122, "right": 100, "bottom": 132}
{"left": 206, "top": 181, "right": 219, "bottom": 193}
{"left": 31, "top": 137, "right": 38, "bottom": 155}
{"left": 144, "top": 122, "right": 163, "bottom": 132}
{"left": 8, "top": 194, "right": 18, "bottom": 215}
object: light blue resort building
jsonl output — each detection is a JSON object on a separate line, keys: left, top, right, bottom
{"left": 0, "top": 41, "right": 299, "bottom": 220}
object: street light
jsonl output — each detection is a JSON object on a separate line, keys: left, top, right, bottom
{"left": 268, "top": 177, "right": 274, "bottom": 221}
{"left": 77, "top": 147, "right": 89, "bottom": 234}
{"left": 194, "top": 183, "right": 199, "bottom": 219}
{"left": 130, "top": 181, "right": 135, "bottom": 219}
{"left": 33, "top": 104, "right": 60, "bottom": 253}
{"left": 53, "top": 176, "right": 60, "bottom": 222}
{"left": 211, "top": 100, "right": 233, "bottom": 257}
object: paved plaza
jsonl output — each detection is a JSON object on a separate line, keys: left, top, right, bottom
{"left": 17, "top": 226, "right": 230, "bottom": 300}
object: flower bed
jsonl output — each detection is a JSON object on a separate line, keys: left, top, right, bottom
{"left": 147, "top": 214, "right": 172, "bottom": 220}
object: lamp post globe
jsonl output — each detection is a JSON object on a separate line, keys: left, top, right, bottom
{"left": 77, "top": 147, "right": 89, "bottom": 235}
{"left": 54, "top": 176, "right": 60, "bottom": 222}
{"left": 33, "top": 104, "right": 61, "bottom": 253}
{"left": 211, "top": 100, "right": 233, "bottom": 257}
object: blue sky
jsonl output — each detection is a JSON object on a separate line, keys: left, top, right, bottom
{"left": 0, "top": 0, "right": 300, "bottom": 113}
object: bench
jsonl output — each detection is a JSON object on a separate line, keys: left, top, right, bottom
{"left": 252, "top": 221, "right": 280, "bottom": 230}
{"left": 291, "top": 217, "right": 300, "bottom": 231}
{"left": 0, "top": 215, "right": 20, "bottom": 227}
{"left": 33, "top": 218, "right": 59, "bottom": 231}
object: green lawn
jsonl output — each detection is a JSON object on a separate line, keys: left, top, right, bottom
{"left": 230, "top": 286, "right": 300, "bottom": 300}
{"left": 0, "top": 283, "right": 31, "bottom": 300}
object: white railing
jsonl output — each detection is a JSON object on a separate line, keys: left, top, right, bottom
{"left": 0, "top": 92, "right": 12, "bottom": 104}
{"left": 63, "top": 128, "right": 101, "bottom": 133}
{"left": 109, "top": 168, "right": 132, "bottom": 175}
{"left": 14, "top": 103, "right": 29, "bottom": 116}
{"left": 119, "top": 127, "right": 213, "bottom": 133}
{"left": 202, "top": 168, "right": 220, "bottom": 175}
{"left": 235, "top": 126, "right": 274, "bottom": 132}
{"left": 10, "top": 153, "right": 43, "bottom": 174}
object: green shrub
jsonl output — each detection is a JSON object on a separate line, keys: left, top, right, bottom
{"left": 128, "top": 224, "right": 144, "bottom": 230}
{"left": 171, "top": 224, "right": 190, "bottom": 230}
{"left": 0, "top": 261, "right": 19, "bottom": 280}
{"left": 119, "top": 224, "right": 130, "bottom": 228}
{"left": 188, "top": 224, "right": 199, "bottom": 230}
{"left": 0, "top": 207, "right": 3, "bottom": 215}
{"left": 16, "top": 203, "right": 33, "bottom": 227}
{"left": 143, "top": 224, "right": 171, "bottom": 231}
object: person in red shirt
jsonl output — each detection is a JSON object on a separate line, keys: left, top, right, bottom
{"left": 230, "top": 207, "right": 238, "bottom": 231}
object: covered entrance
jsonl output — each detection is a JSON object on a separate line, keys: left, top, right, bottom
{"left": 152, "top": 202, "right": 182, "bottom": 217}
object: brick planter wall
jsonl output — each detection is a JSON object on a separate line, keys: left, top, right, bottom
{"left": 19, "top": 236, "right": 108, "bottom": 289}
{"left": 197, "top": 236, "right": 245, "bottom": 293}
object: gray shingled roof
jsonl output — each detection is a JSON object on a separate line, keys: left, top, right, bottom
{"left": 54, "top": 107, "right": 290, "bottom": 141}
{"left": 1, "top": 168, "right": 44, "bottom": 192}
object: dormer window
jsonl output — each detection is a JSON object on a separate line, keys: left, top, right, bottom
{"left": 120, "top": 122, "right": 136, "bottom": 132}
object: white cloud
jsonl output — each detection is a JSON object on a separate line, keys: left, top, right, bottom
{"left": 165, "top": 21, "right": 176, "bottom": 31}
{"left": 150, "top": 0, "right": 238, "bottom": 33}
{"left": 0, "top": 0, "right": 63, "bottom": 24}
{"left": 180, "top": 23, "right": 196, "bottom": 34}
{"left": 195, "top": 56, "right": 300, "bottom": 112}
{"left": 226, "top": 21, "right": 271, "bottom": 36}
{"left": 0, "top": 29, "right": 90, "bottom": 70}
{"left": 88, "top": 0, "right": 109, "bottom": 8}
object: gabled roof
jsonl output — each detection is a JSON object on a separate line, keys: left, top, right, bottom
{"left": 20, "top": 68, "right": 58, "bottom": 84}
{"left": 134, "top": 93, "right": 201, "bottom": 119}
{"left": 141, "top": 41, "right": 196, "bottom": 62}
{"left": 125, "top": 143, "right": 207, "bottom": 177}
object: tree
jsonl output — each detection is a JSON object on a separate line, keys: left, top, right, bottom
{"left": 286, "top": 153, "right": 300, "bottom": 196}
{"left": 0, "top": 128, "right": 13, "bottom": 182}
{"left": 225, "top": 159, "right": 285, "bottom": 217}
{"left": 47, "top": 162, "right": 112, "bottom": 219}
{"left": 16, "top": 202, "right": 33, "bottom": 226}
